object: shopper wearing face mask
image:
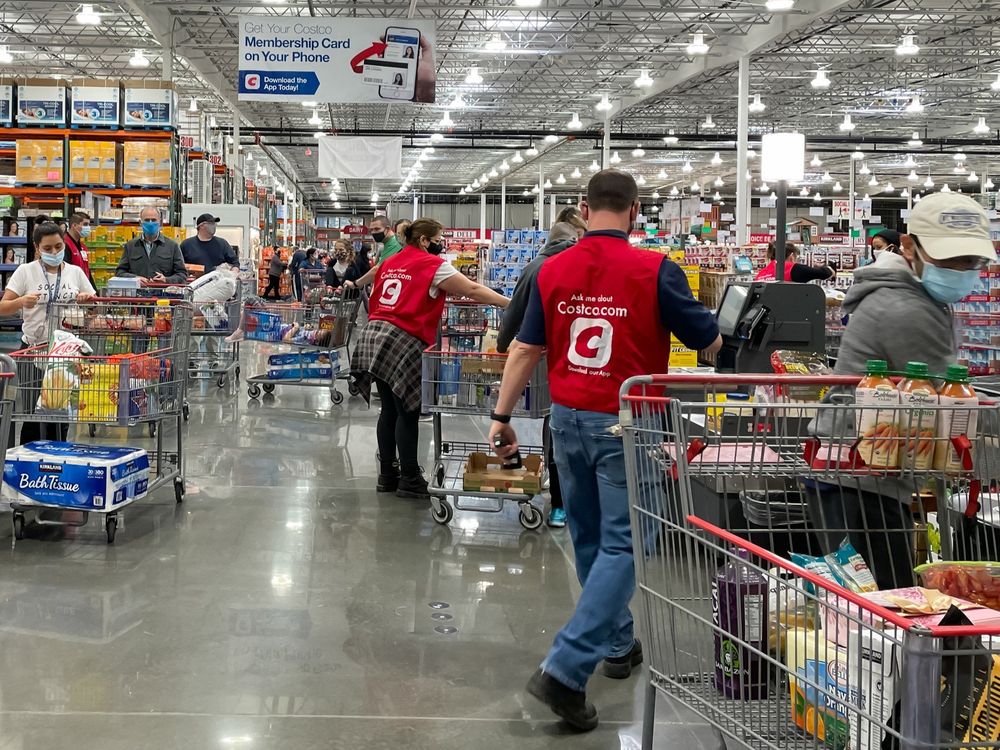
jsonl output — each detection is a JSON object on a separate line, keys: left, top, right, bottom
{"left": 63, "top": 211, "right": 94, "bottom": 286}
{"left": 115, "top": 207, "right": 187, "bottom": 285}
{"left": 807, "top": 192, "right": 997, "bottom": 589}
{"left": 369, "top": 216, "right": 402, "bottom": 263}
{"left": 0, "top": 220, "right": 95, "bottom": 446}
{"left": 181, "top": 213, "right": 237, "bottom": 274}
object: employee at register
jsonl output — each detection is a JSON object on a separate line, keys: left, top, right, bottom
{"left": 755, "top": 241, "right": 837, "bottom": 283}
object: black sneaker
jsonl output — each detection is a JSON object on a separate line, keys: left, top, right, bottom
{"left": 602, "top": 639, "right": 643, "bottom": 679}
{"left": 396, "top": 474, "right": 430, "bottom": 499}
{"left": 525, "top": 668, "right": 598, "bottom": 732}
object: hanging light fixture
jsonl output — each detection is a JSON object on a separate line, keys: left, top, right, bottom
{"left": 859, "top": 162, "right": 871, "bottom": 175}
{"left": 908, "top": 131, "right": 923, "bottom": 147}
{"left": 634, "top": 68, "right": 654, "bottom": 88}
{"left": 129, "top": 49, "right": 151, "bottom": 67}
{"left": 76, "top": 4, "right": 102, "bottom": 24}
{"left": 632, "top": 145, "right": 646, "bottom": 157}
{"left": 570, "top": 167, "right": 582, "bottom": 178}
{"left": 968, "top": 171, "right": 980, "bottom": 183}
{"left": 799, "top": 186, "right": 810, "bottom": 197}
{"left": 681, "top": 160, "right": 693, "bottom": 173}
{"left": 702, "top": 114, "right": 716, "bottom": 129}
{"left": 439, "top": 111, "right": 454, "bottom": 127}
{"left": 900, "top": 187, "right": 909, "bottom": 198}
{"left": 449, "top": 93, "right": 466, "bottom": 109}
{"left": 522, "top": 189, "right": 531, "bottom": 196}
{"left": 954, "top": 163, "right": 967, "bottom": 174}
{"left": 686, "top": 32, "right": 709, "bottom": 55}
{"left": 543, "top": 178, "right": 553, "bottom": 189}
{"left": 459, "top": 187, "right": 466, "bottom": 195}
{"left": 485, "top": 34, "right": 507, "bottom": 52}
{"left": 811, "top": 70, "right": 831, "bottom": 89}
{"left": 868, "top": 175, "right": 878, "bottom": 186}
{"left": 759, "top": 182, "right": 770, "bottom": 192}
{"left": 766, "top": 0, "right": 795, "bottom": 10}
{"left": 896, "top": 34, "right": 920, "bottom": 56}
{"left": 188, "top": 98, "right": 198, "bottom": 113}
{"left": 906, "top": 96, "right": 924, "bottom": 114}
{"left": 747, "top": 149, "right": 757, "bottom": 160}
{"left": 923, "top": 174, "right": 935, "bottom": 188}
{"left": 609, "top": 151, "right": 622, "bottom": 164}
{"left": 588, "top": 159, "right": 600, "bottom": 172}
{"left": 974, "top": 116, "right": 990, "bottom": 134}
{"left": 710, "top": 152, "right": 723, "bottom": 166}
{"left": 884, "top": 181, "right": 895, "bottom": 193}
{"left": 596, "top": 94, "right": 612, "bottom": 111}
{"left": 308, "top": 110, "right": 321, "bottom": 125}
{"left": 690, "top": 181, "right": 701, "bottom": 193}
{"left": 713, "top": 191, "right": 722, "bottom": 201}
{"left": 908, "top": 170, "right": 919, "bottom": 182}
{"left": 748, "top": 94, "right": 766, "bottom": 113}
{"left": 489, "top": 167, "right": 499, "bottom": 178}
{"left": 839, "top": 113, "right": 855, "bottom": 131}
{"left": 810, "top": 154, "right": 823, "bottom": 167}
{"left": 567, "top": 112, "right": 582, "bottom": 130}
{"left": 663, "top": 129, "right": 679, "bottom": 145}
{"left": 657, "top": 169, "right": 668, "bottom": 179}
{"left": 714, "top": 176, "right": 724, "bottom": 187}
{"left": 544, "top": 133, "right": 559, "bottom": 143}
{"left": 992, "top": 73, "right": 1000, "bottom": 92}
{"left": 499, "top": 160, "right": 510, "bottom": 172}
{"left": 821, "top": 171, "right": 832, "bottom": 183}
{"left": 636, "top": 175, "right": 647, "bottom": 185}
{"left": 511, "top": 150, "right": 524, "bottom": 163}
{"left": 670, "top": 186, "right": 680, "bottom": 196}
{"left": 464, "top": 66, "right": 483, "bottom": 85}
{"left": 986, "top": 177, "right": 996, "bottom": 190}
{"left": 430, "top": 132, "right": 444, "bottom": 142}
{"left": 556, "top": 173, "right": 566, "bottom": 184}
{"left": 652, "top": 190, "right": 661, "bottom": 199}
{"left": 0, "top": 47, "right": 13, "bottom": 65}
{"left": 941, "top": 183, "right": 952, "bottom": 192}
{"left": 954, "top": 151, "right": 967, "bottom": 162}
{"left": 903, "top": 154, "right": 918, "bottom": 168}
{"left": 526, "top": 143, "right": 539, "bottom": 156}
{"left": 209, "top": 115, "right": 217, "bottom": 128}
{"left": 851, "top": 147, "right": 864, "bottom": 160}
{"left": 913, "top": 193, "right": 922, "bottom": 203}
{"left": 813, "top": 192, "right": 822, "bottom": 202}
{"left": 832, "top": 181, "right": 843, "bottom": 192}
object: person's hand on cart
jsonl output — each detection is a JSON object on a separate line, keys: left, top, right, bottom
{"left": 489, "top": 419, "right": 520, "bottom": 460}
{"left": 76, "top": 292, "right": 94, "bottom": 303}
{"left": 18, "top": 292, "right": 40, "bottom": 310}
{"left": 152, "top": 272, "right": 167, "bottom": 283}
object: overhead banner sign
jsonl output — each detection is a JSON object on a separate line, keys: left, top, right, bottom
{"left": 238, "top": 17, "right": 437, "bottom": 104}
{"left": 318, "top": 136, "right": 403, "bottom": 179}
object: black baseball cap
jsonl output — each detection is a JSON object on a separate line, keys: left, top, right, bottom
{"left": 196, "top": 213, "right": 221, "bottom": 225}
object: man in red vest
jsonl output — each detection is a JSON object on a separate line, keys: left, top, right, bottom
{"left": 64, "top": 211, "right": 94, "bottom": 286}
{"left": 489, "top": 170, "right": 721, "bottom": 731}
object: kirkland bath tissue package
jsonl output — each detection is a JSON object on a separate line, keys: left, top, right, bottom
{"left": 2, "top": 441, "right": 149, "bottom": 511}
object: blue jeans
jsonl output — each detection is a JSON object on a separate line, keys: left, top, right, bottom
{"left": 542, "top": 403, "right": 635, "bottom": 692}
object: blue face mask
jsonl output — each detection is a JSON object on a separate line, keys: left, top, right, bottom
{"left": 40, "top": 250, "right": 64, "bottom": 267}
{"left": 141, "top": 220, "right": 160, "bottom": 237}
{"left": 920, "top": 262, "right": 981, "bottom": 304}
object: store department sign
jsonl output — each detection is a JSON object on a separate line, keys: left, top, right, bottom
{"left": 237, "top": 17, "right": 437, "bottom": 104}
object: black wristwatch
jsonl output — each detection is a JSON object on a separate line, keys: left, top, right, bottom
{"left": 490, "top": 412, "right": 511, "bottom": 424}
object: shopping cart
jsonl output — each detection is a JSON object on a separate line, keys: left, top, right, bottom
{"left": 620, "top": 372, "right": 1000, "bottom": 750}
{"left": 7, "top": 297, "right": 192, "bottom": 542}
{"left": 189, "top": 277, "right": 243, "bottom": 389}
{"left": 299, "top": 268, "right": 328, "bottom": 307}
{"left": 421, "top": 346, "right": 550, "bottom": 529}
{"left": 243, "top": 292, "right": 362, "bottom": 405}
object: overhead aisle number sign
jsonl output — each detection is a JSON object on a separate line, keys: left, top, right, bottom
{"left": 237, "top": 17, "right": 437, "bottom": 104}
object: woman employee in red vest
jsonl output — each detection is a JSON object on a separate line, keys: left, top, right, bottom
{"left": 349, "top": 218, "right": 509, "bottom": 498}
{"left": 755, "top": 240, "right": 837, "bottom": 282}
{"left": 489, "top": 170, "right": 721, "bottom": 732}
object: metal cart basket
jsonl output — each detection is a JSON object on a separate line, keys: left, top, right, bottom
{"left": 620, "top": 372, "right": 1000, "bottom": 750}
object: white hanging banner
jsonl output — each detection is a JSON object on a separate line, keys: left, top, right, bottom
{"left": 238, "top": 18, "right": 437, "bottom": 103}
{"left": 318, "top": 136, "right": 403, "bottom": 179}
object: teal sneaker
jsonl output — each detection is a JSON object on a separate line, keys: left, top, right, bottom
{"left": 547, "top": 507, "right": 567, "bottom": 528}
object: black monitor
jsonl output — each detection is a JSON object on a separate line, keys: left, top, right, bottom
{"left": 716, "top": 284, "right": 750, "bottom": 337}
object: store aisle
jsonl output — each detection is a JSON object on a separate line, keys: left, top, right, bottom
{"left": 0, "top": 377, "right": 718, "bottom": 749}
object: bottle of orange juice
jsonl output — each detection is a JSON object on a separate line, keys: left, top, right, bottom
{"left": 898, "top": 361, "right": 938, "bottom": 471}
{"left": 856, "top": 359, "right": 900, "bottom": 468}
{"left": 934, "top": 365, "right": 978, "bottom": 472}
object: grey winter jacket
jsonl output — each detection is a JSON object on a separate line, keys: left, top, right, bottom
{"left": 496, "top": 236, "right": 576, "bottom": 352}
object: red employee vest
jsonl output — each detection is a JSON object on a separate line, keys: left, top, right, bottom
{"left": 537, "top": 235, "right": 671, "bottom": 414}
{"left": 754, "top": 260, "right": 789, "bottom": 281}
{"left": 64, "top": 233, "right": 92, "bottom": 279}
{"left": 368, "top": 246, "right": 448, "bottom": 346}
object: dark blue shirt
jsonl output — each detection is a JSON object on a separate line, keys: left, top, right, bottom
{"left": 517, "top": 229, "right": 719, "bottom": 351}
{"left": 180, "top": 236, "right": 237, "bottom": 273}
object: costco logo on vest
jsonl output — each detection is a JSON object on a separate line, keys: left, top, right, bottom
{"left": 568, "top": 318, "right": 613, "bottom": 369}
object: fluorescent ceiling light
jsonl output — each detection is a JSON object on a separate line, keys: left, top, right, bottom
{"left": 748, "top": 94, "right": 766, "bottom": 113}
{"left": 544, "top": 133, "right": 558, "bottom": 143}
{"left": 714, "top": 176, "right": 724, "bottom": 187}
{"left": 485, "top": 35, "right": 507, "bottom": 52}
{"left": 905, "top": 96, "right": 924, "bottom": 114}
{"left": 663, "top": 129, "right": 678, "bottom": 145}
{"left": 635, "top": 68, "right": 653, "bottom": 88}
{"left": 907, "top": 170, "right": 919, "bottom": 182}
{"left": 711, "top": 152, "right": 722, "bottom": 166}
{"left": 596, "top": 94, "right": 612, "bottom": 111}
{"left": 439, "top": 111, "right": 454, "bottom": 127}
{"left": 811, "top": 70, "right": 830, "bottom": 89}
{"left": 129, "top": 49, "right": 150, "bottom": 68}
{"left": 76, "top": 4, "right": 101, "bottom": 25}
{"left": 766, "top": 0, "right": 795, "bottom": 9}
{"left": 0, "top": 47, "right": 12, "bottom": 65}
{"left": 449, "top": 93, "right": 466, "bottom": 109}
{"left": 838, "top": 113, "right": 855, "bottom": 131}
{"left": 567, "top": 112, "right": 582, "bottom": 129}
{"left": 464, "top": 66, "right": 483, "bottom": 85}
{"left": 810, "top": 154, "right": 823, "bottom": 167}
{"left": 609, "top": 151, "right": 622, "bottom": 164}
{"left": 188, "top": 98, "right": 198, "bottom": 113}
{"left": 512, "top": 150, "right": 524, "bottom": 163}
{"left": 556, "top": 173, "right": 566, "bottom": 184}
{"left": 526, "top": 144, "right": 539, "bottom": 156}
{"left": 430, "top": 132, "right": 443, "bottom": 142}
{"left": 702, "top": 114, "right": 716, "bottom": 129}
{"left": 588, "top": 160, "right": 600, "bottom": 172}
{"left": 686, "top": 33, "right": 709, "bottom": 56}
{"left": 974, "top": 116, "right": 990, "bottom": 134}
{"left": 992, "top": 73, "right": 1000, "bottom": 92}
{"left": 571, "top": 167, "right": 582, "bottom": 178}
{"left": 896, "top": 34, "right": 919, "bottom": 56}
{"left": 832, "top": 181, "right": 842, "bottom": 192}
{"left": 632, "top": 145, "right": 646, "bottom": 157}
{"left": 681, "top": 160, "right": 693, "bottom": 173}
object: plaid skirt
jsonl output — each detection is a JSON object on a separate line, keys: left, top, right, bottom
{"left": 350, "top": 319, "right": 424, "bottom": 413}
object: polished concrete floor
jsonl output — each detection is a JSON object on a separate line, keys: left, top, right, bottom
{"left": 0, "top": 355, "right": 720, "bottom": 749}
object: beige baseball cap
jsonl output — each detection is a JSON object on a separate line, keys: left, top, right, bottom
{"left": 907, "top": 192, "right": 998, "bottom": 261}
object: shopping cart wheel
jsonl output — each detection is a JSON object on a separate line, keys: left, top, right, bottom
{"left": 331, "top": 390, "right": 344, "bottom": 405}
{"left": 182, "top": 403, "right": 190, "bottom": 421}
{"left": 235, "top": 365, "right": 241, "bottom": 381}
{"left": 105, "top": 516, "right": 117, "bottom": 544}
{"left": 348, "top": 380, "right": 360, "bottom": 396}
{"left": 518, "top": 503, "right": 543, "bottom": 530}
{"left": 262, "top": 383, "right": 275, "bottom": 394}
{"left": 88, "top": 424, "right": 97, "bottom": 438}
{"left": 247, "top": 384, "right": 262, "bottom": 399}
{"left": 430, "top": 498, "right": 453, "bottom": 525}
{"left": 148, "top": 422, "right": 156, "bottom": 438}
{"left": 174, "top": 477, "right": 185, "bottom": 503}
{"left": 12, "top": 512, "right": 24, "bottom": 540}
{"left": 217, "top": 374, "right": 227, "bottom": 388}
{"left": 434, "top": 462, "right": 445, "bottom": 487}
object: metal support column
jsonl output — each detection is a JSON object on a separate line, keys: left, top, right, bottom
{"left": 412, "top": 191, "right": 419, "bottom": 220}
{"left": 735, "top": 55, "right": 750, "bottom": 246}
{"left": 848, "top": 157, "right": 856, "bottom": 233}
{"left": 480, "top": 192, "right": 487, "bottom": 238}
{"left": 538, "top": 164, "right": 545, "bottom": 228}
{"left": 500, "top": 178, "right": 507, "bottom": 230}
{"left": 602, "top": 112, "right": 611, "bottom": 169}
{"left": 775, "top": 180, "right": 788, "bottom": 281}
{"left": 549, "top": 194, "right": 556, "bottom": 226}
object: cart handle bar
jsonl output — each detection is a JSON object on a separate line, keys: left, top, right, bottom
{"left": 84, "top": 296, "right": 193, "bottom": 305}
{"left": 686, "top": 514, "right": 1000, "bottom": 637}
{"left": 424, "top": 346, "right": 509, "bottom": 358}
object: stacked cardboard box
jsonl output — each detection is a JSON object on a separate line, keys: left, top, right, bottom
{"left": 68, "top": 140, "right": 117, "bottom": 185}
{"left": 15, "top": 139, "right": 64, "bottom": 184}
{"left": 122, "top": 141, "right": 171, "bottom": 186}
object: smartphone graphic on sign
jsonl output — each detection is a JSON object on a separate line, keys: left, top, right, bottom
{"left": 377, "top": 26, "right": 420, "bottom": 101}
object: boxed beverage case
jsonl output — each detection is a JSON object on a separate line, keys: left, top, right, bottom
{"left": 122, "top": 80, "right": 176, "bottom": 127}
{"left": 2, "top": 441, "right": 149, "bottom": 511}
{"left": 69, "top": 79, "right": 121, "bottom": 126}
{"left": 16, "top": 79, "right": 67, "bottom": 125}
{"left": 15, "top": 139, "right": 64, "bottom": 184}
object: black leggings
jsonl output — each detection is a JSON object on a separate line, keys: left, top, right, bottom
{"left": 263, "top": 274, "right": 282, "bottom": 300}
{"left": 374, "top": 377, "right": 420, "bottom": 476}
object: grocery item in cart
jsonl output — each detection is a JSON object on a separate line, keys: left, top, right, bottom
{"left": 770, "top": 349, "right": 832, "bottom": 403}
{"left": 855, "top": 359, "right": 900, "bottom": 468}
{"left": 3, "top": 441, "right": 149, "bottom": 511}
{"left": 915, "top": 561, "right": 1000, "bottom": 610}
{"left": 898, "top": 361, "right": 938, "bottom": 471}
{"left": 462, "top": 452, "right": 542, "bottom": 494}
{"left": 823, "top": 539, "right": 877, "bottom": 594}
{"left": 37, "top": 330, "right": 92, "bottom": 414}
{"left": 934, "top": 365, "right": 979, "bottom": 472}
{"left": 712, "top": 549, "right": 769, "bottom": 700}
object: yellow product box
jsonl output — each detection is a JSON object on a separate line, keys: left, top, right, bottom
{"left": 78, "top": 363, "right": 121, "bottom": 422}
{"left": 161, "top": 226, "right": 185, "bottom": 242}
{"left": 682, "top": 265, "right": 700, "bottom": 293}
{"left": 68, "top": 140, "right": 117, "bottom": 185}
{"left": 15, "top": 139, "right": 64, "bottom": 184}
{"left": 670, "top": 336, "right": 698, "bottom": 368}
{"left": 123, "top": 141, "right": 170, "bottom": 186}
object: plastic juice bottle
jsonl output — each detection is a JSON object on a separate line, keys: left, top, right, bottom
{"left": 855, "top": 359, "right": 900, "bottom": 468}
{"left": 934, "top": 365, "right": 978, "bottom": 472}
{"left": 153, "top": 299, "right": 171, "bottom": 334}
{"left": 898, "top": 361, "right": 938, "bottom": 471}
{"left": 712, "top": 548, "right": 769, "bottom": 700}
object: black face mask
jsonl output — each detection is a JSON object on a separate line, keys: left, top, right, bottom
{"left": 371, "top": 231, "right": 386, "bottom": 243}
{"left": 428, "top": 241, "right": 444, "bottom": 255}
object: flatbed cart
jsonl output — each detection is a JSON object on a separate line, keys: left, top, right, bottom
{"left": 620, "top": 372, "right": 1000, "bottom": 750}
{"left": 6, "top": 297, "right": 192, "bottom": 543}
{"left": 243, "top": 293, "right": 362, "bottom": 405}
{"left": 189, "top": 277, "right": 243, "bottom": 389}
{"left": 421, "top": 346, "right": 550, "bottom": 530}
